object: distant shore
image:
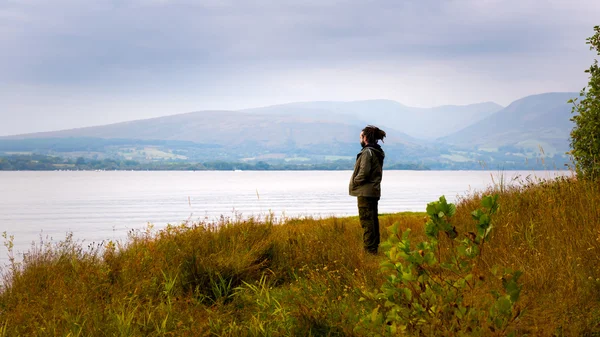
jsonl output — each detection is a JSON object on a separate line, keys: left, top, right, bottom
{"left": 0, "top": 153, "right": 566, "bottom": 171}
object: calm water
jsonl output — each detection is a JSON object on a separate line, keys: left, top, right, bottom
{"left": 0, "top": 170, "right": 568, "bottom": 263}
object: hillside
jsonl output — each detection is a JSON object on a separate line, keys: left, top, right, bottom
{"left": 3, "top": 110, "right": 416, "bottom": 147}
{"left": 1, "top": 110, "right": 438, "bottom": 164}
{"left": 438, "top": 92, "right": 576, "bottom": 156}
{"left": 244, "top": 100, "right": 504, "bottom": 140}
{"left": 1, "top": 177, "right": 599, "bottom": 335}
{"left": 0, "top": 94, "right": 575, "bottom": 168}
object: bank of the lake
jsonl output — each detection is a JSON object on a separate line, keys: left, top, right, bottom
{"left": 1, "top": 174, "right": 598, "bottom": 336}
{"left": 0, "top": 170, "right": 568, "bottom": 264}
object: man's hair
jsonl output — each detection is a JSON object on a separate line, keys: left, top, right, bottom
{"left": 362, "top": 125, "right": 386, "bottom": 144}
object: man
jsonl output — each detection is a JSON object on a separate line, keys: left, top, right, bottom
{"left": 349, "top": 125, "right": 386, "bottom": 254}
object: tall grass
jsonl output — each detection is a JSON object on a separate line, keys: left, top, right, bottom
{"left": 452, "top": 175, "right": 600, "bottom": 335}
{"left": 0, "top": 176, "right": 599, "bottom": 336}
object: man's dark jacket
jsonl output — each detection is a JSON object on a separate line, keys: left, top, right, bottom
{"left": 349, "top": 144, "right": 385, "bottom": 197}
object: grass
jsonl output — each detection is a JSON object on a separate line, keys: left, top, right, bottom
{"left": 1, "top": 175, "right": 599, "bottom": 336}
{"left": 121, "top": 147, "right": 188, "bottom": 161}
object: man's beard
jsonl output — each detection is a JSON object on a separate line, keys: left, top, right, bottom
{"left": 360, "top": 141, "right": 366, "bottom": 148}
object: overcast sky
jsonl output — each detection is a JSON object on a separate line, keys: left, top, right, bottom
{"left": 1, "top": 0, "right": 599, "bottom": 136}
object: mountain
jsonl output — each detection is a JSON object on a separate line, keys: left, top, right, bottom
{"left": 1, "top": 110, "right": 437, "bottom": 163}
{"left": 0, "top": 94, "right": 575, "bottom": 169}
{"left": 3, "top": 110, "right": 416, "bottom": 146}
{"left": 438, "top": 92, "right": 576, "bottom": 156}
{"left": 243, "top": 100, "right": 504, "bottom": 140}
{"left": 3, "top": 99, "right": 504, "bottom": 146}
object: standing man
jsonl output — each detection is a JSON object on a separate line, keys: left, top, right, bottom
{"left": 349, "top": 125, "right": 386, "bottom": 254}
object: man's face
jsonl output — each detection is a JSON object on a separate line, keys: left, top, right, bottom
{"left": 360, "top": 132, "right": 366, "bottom": 148}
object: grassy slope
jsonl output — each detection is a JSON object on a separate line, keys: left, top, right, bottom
{"left": 1, "top": 177, "right": 599, "bottom": 336}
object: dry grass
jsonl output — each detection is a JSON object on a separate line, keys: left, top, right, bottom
{"left": 451, "top": 175, "right": 600, "bottom": 336}
{"left": 0, "top": 176, "right": 599, "bottom": 336}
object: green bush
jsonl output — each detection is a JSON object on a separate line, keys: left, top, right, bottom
{"left": 570, "top": 25, "right": 600, "bottom": 180}
{"left": 359, "top": 195, "right": 523, "bottom": 336}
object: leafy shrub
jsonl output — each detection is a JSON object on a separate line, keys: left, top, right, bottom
{"left": 359, "top": 195, "right": 523, "bottom": 336}
{"left": 570, "top": 25, "right": 600, "bottom": 180}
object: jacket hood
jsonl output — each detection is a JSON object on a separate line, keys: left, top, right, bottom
{"left": 359, "top": 143, "right": 385, "bottom": 165}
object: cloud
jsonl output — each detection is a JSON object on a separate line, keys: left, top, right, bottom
{"left": 2, "top": 0, "right": 596, "bottom": 77}
{"left": 0, "top": 0, "right": 598, "bottom": 134}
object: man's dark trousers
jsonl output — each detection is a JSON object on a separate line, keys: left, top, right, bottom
{"left": 358, "top": 196, "right": 380, "bottom": 254}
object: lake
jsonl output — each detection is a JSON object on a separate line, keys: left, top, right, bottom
{"left": 0, "top": 170, "right": 569, "bottom": 263}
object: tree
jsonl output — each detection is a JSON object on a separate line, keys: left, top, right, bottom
{"left": 570, "top": 26, "right": 600, "bottom": 180}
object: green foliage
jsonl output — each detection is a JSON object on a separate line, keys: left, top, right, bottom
{"left": 471, "top": 194, "right": 499, "bottom": 244}
{"left": 424, "top": 195, "right": 457, "bottom": 239}
{"left": 360, "top": 194, "right": 522, "bottom": 336}
{"left": 570, "top": 25, "right": 600, "bottom": 180}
